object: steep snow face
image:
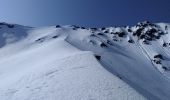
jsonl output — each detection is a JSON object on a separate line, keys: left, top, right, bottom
{"left": 0, "top": 25, "right": 146, "bottom": 100}
{"left": 0, "top": 21, "right": 170, "bottom": 100}
{"left": 65, "top": 22, "right": 170, "bottom": 100}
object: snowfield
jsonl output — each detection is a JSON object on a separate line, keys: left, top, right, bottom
{"left": 0, "top": 21, "right": 170, "bottom": 100}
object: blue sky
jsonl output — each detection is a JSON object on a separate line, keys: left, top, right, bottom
{"left": 0, "top": 0, "right": 170, "bottom": 27}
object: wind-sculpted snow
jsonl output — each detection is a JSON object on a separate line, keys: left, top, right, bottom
{"left": 0, "top": 52, "right": 145, "bottom": 100}
{"left": 0, "top": 21, "right": 170, "bottom": 100}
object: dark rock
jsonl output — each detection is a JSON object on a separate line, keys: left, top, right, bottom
{"left": 116, "top": 74, "right": 122, "bottom": 79}
{"left": 145, "top": 29, "right": 157, "bottom": 40}
{"left": 89, "top": 40, "right": 95, "bottom": 45}
{"left": 104, "top": 31, "right": 109, "bottom": 33}
{"left": 115, "top": 32, "right": 119, "bottom": 34}
{"left": 154, "top": 54, "right": 164, "bottom": 60}
{"left": 154, "top": 60, "right": 161, "bottom": 64}
{"left": 158, "top": 32, "right": 165, "bottom": 35}
{"left": 128, "top": 28, "right": 132, "bottom": 32}
{"left": 113, "top": 39, "right": 118, "bottom": 41}
{"left": 7, "top": 24, "right": 14, "bottom": 28}
{"left": 134, "top": 28, "right": 144, "bottom": 37}
{"left": 100, "top": 43, "right": 107, "bottom": 47}
{"left": 90, "top": 34, "right": 95, "bottom": 37}
{"left": 91, "top": 28, "right": 97, "bottom": 31}
{"left": 143, "top": 40, "right": 150, "bottom": 45}
{"left": 156, "top": 61, "right": 161, "bottom": 64}
{"left": 73, "top": 28, "right": 77, "bottom": 30}
{"left": 128, "top": 39, "right": 134, "bottom": 43}
{"left": 107, "top": 40, "right": 113, "bottom": 45}
{"left": 81, "top": 27, "right": 84, "bottom": 29}
{"left": 56, "top": 25, "right": 61, "bottom": 28}
{"left": 149, "top": 28, "right": 157, "bottom": 33}
{"left": 155, "top": 35, "right": 160, "bottom": 39}
{"left": 101, "top": 27, "right": 106, "bottom": 30}
{"left": 163, "top": 43, "right": 168, "bottom": 47}
{"left": 52, "top": 35, "right": 58, "bottom": 38}
{"left": 0, "top": 22, "right": 5, "bottom": 25}
{"left": 165, "top": 26, "right": 168, "bottom": 30}
{"left": 35, "top": 37, "right": 45, "bottom": 43}
{"left": 140, "top": 35, "right": 145, "bottom": 39}
{"left": 145, "top": 37, "right": 152, "bottom": 41}
{"left": 95, "top": 55, "right": 101, "bottom": 60}
{"left": 145, "top": 21, "right": 151, "bottom": 24}
{"left": 162, "top": 66, "right": 169, "bottom": 71}
{"left": 97, "top": 33, "right": 104, "bottom": 36}
{"left": 118, "top": 32, "right": 125, "bottom": 37}
{"left": 71, "top": 25, "right": 80, "bottom": 29}
{"left": 162, "top": 66, "right": 168, "bottom": 70}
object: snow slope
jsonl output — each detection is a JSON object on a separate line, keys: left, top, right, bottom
{"left": 0, "top": 21, "right": 170, "bottom": 100}
{"left": 0, "top": 23, "right": 145, "bottom": 100}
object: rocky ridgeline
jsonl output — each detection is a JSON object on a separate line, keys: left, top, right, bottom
{"left": 56, "top": 21, "right": 169, "bottom": 72}
{"left": 55, "top": 21, "right": 168, "bottom": 45}
{"left": 132, "top": 21, "right": 166, "bottom": 44}
{"left": 0, "top": 22, "right": 15, "bottom": 28}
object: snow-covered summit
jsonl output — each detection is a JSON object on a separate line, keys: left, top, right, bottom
{"left": 0, "top": 21, "right": 170, "bottom": 100}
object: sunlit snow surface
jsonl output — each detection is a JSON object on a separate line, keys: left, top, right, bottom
{"left": 0, "top": 22, "right": 170, "bottom": 100}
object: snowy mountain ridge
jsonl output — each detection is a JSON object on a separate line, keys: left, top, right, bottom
{"left": 0, "top": 21, "right": 170, "bottom": 100}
